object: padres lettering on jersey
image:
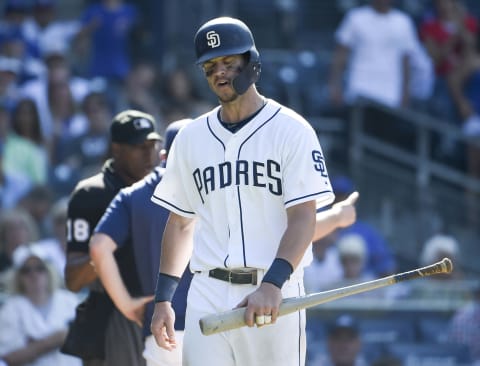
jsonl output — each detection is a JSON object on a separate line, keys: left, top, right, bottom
{"left": 152, "top": 99, "right": 334, "bottom": 271}
{"left": 193, "top": 159, "right": 282, "bottom": 203}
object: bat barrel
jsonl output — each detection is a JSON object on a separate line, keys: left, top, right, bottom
{"left": 199, "top": 258, "right": 453, "bottom": 336}
{"left": 393, "top": 257, "right": 453, "bottom": 283}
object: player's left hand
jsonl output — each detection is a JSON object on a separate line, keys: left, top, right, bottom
{"left": 151, "top": 301, "right": 177, "bottom": 351}
{"left": 235, "top": 282, "right": 282, "bottom": 327}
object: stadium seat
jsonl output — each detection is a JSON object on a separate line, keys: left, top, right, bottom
{"left": 417, "top": 315, "right": 451, "bottom": 344}
{"left": 358, "top": 317, "right": 416, "bottom": 344}
{"left": 385, "top": 342, "right": 472, "bottom": 366}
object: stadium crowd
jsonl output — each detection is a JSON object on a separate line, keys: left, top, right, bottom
{"left": 0, "top": 0, "right": 478, "bottom": 365}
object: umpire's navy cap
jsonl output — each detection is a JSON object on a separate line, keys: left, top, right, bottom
{"left": 110, "top": 110, "right": 162, "bottom": 145}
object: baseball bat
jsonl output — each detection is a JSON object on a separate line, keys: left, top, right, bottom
{"left": 199, "top": 257, "right": 453, "bottom": 336}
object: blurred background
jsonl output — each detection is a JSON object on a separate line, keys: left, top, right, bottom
{"left": 0, "top": 0, "right": 478, "bottom": 365}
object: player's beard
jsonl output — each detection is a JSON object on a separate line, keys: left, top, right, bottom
{"left": 218, "top": 91, "right": 239, "bottom": 104}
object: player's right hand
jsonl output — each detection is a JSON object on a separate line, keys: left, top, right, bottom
{"left": 151, "top": 302, "right": 177, "bottom": 351}
{"left": 235, "top": 282, "right": 282, "bottom": 328}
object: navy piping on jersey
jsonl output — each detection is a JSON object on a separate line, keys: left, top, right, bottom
{"left": 236, "top": 186, "right": 247, "bottom": 266}
{"left": 285, "top": 190, "right": 333, "bottom": 206}
{"left": 151, "top": 196, "right": 195, "bottom": 215}
{"left": 206, "top": 115, "right": 229, "bottom": 265}
{"left": 206, "top": 116, "right": 226, "bottom": 150}
{"left": 296, "top": 281, "right": 303, "bottom": 366}
{"left": 236, "top": 106, "right": 282, "bottom": 267}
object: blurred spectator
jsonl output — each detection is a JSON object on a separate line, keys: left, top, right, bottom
{"left": 18, "top": 184, "right": 54, "bottom": 239}
{"left": 0, "top": 0, "right": 30, "bottom": 36}
{"left": 0, "top": 102, "right": 31, "bottom": 208}
{"left": 122, "top": 61, "right": 165, "bottom": 132}
{"left": 447, "top": 281, "right": 480, "bottom": 363}
{"left": 31, "top": 196, "right": 69, "bottom": 279}
{"left": 20, "top": 42, "right": 93, "bottom": 142}
{"left": 0, "top": 244, "right": 81, "bottom": 366}
{"left": 47, "top": 79, "right": 88, "bottom": 163}
{"left": 330, "top": 176, "right": 397, "bottom": 277}
{"left": 329, "top": 0, "right": 419, "bottom": 108}
{"left": 0, "top": 104, "right": 8, "bottom": 146}
{"left": 0, "top": 208, "right": 39, "bottom": 290}
{"left": 323, "top": 233, "right": 408, "bottom": 299}
{"left": 53, "top": 91, "right": 112, "bottom": 192}
{"left": 0, "top": 27, "right": 45, "bottom": 84}
{"left": 448, "top": 32, "right": 480, "bottom": 136}
{"left": 3, "top": 97, "right": 49, "bottom": 185}
{"left": 447, "top": 30, "right": 480, "bottom": 206}
{"left": 0, "top": 138, "right": 31, "bottom": 210}
{"left": 310, "top": 314, "right": 368, "bottom": 366}
{"left": 326, "top": 232, "right": 408, "bottom": 300}
{"left": 0, "top": 0, "right": 46, "bottom": 84}
{"left": 160, "top": 66, "right": 214, "bottom": 123}
{"left": 337, "top": 233, "right": 374, "bottom": 283}
{"left": 408, "top": 39, "right": 436, "bottom": 111}
{"left": 420, "top": 0, "right": 478, "bottom": 122}
{"left": 410, "top": 233, "right": 468, "bottom": 301}
{"left": 0, "top": 104, "right": 6, "bottom": 141}
{"left": 21, "top": 0, "right": 81, "bottom": 61}
{"left": 275, "top": 0, "right": 300, "bottom": 48}
{"left": 75, "top": 0, "right": 140, "bottom": 111}
{"left": 420, "top": 233, "right": 463, "bottom": 279}
{"left": 0, "top": 56, "right": 21, "bottom": 111}
{"left": 304, "top": 235, "right": 343, "bottom": 293}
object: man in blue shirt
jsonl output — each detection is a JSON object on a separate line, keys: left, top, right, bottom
{"left": 89, "top": 119, "right": 192, "bottom": 366}
{"left": 325, "top": 175, "right": 396, "bottom": 277}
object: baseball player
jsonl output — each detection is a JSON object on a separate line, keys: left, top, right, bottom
{"left": 150, "top": 17, "right": 334, "bottom": 366}
{"left": 89, "top": 119, "right": 192, "bottom": 366}
{"left": 63, "top": 110, "right": 161, "bottom": 366}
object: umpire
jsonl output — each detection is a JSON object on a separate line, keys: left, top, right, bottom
{"left": 63, "top": 110, "right": 162, "bottom": 366}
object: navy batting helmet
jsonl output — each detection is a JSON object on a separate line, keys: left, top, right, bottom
{"left": 194, "top": 17, "right": 261, "bottom": 95}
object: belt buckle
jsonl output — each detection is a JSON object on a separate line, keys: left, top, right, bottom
{"left": 251, "top": 270, "right": 257, "bottom": 285}
{"left": 228, "top": 271, "right": 233, "bottom": 283}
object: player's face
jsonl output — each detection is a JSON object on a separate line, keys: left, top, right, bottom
{"left": 113, "top": 139, "right": 160, "bottom": 184}
{"left": 202, "top": 55, "right": 245, "bottom": 103}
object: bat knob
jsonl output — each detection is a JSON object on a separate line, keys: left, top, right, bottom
{"left": 441, "top": 257, "right": 453, "bottom": 274}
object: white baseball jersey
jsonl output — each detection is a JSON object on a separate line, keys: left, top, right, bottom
{"left": 151, "top": 99, "right": 334, "bottom": 272}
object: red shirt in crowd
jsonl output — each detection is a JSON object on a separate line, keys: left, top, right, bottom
{"left": 420, "top": 15, "right": 478, "bottom": 75}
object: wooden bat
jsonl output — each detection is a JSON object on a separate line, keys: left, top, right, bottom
{"left": 199, "top": 257, "right": 453, "bottom": 336}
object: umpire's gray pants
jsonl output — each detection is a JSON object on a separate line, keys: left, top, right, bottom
{"left": 83, "top": 307, "right": 146, "bottom": 366}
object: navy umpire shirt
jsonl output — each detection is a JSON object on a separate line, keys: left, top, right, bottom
{"left": 95, "top": 166, "right": 192, "bottom": 336}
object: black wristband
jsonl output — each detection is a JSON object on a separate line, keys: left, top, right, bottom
{"left": 262, "top": 258, "right": 294, "bottom": 289}
{"left": 154, "top": 273, "right": 180, "bottom": 303}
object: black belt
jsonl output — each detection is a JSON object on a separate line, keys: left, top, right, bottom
{"left": 208, "top": 268, "right": 258, "bottom": 285}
